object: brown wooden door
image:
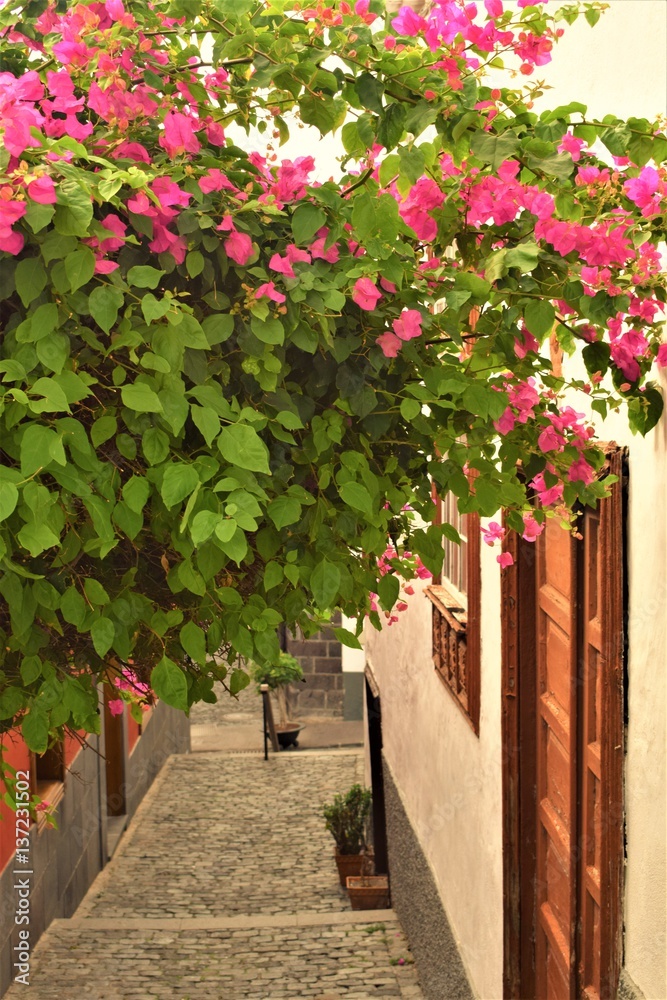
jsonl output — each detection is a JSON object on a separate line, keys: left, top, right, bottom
{"left": 502, "top": 449, "right": 625, "bottom": 1000}
{"left": 535, "top": 519, "right": 578, "bottom": 999}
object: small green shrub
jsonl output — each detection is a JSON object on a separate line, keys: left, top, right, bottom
{"left": 322, "top": 784, "right": 372, "bottom": 855}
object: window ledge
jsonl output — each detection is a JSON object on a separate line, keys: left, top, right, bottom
{"left": 425, "top": 584, "right": 467, "bottom": 632}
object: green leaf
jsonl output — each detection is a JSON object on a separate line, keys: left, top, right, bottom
{"left": 310, "top": 558, "right": 340, "bottom": 609}
{"left": 0, "top": 481, "right": 19, "bottom": 522}
{"left": 84, "top": 578, "right": 109, "bottom": 606}
{"left": 16, "top": 258, "right": 47, "bottom": 307}
{"left": 122, "top": 475, "right": 151, "bottom": 513}
{"left": 21, "top": 710, "right": 49, "bottom": 754}
{"left": 218, "top": 424, "right": 271, "bottom": 474}
{"left": 292, "top": 204, "right": 327, "bottom": 245}
{"left": 161, "top": 464, "right": 200, "bottom": 508}
{"left": 267, "top": 496, "right": 301, "bottom": 529}
{"left": 91, "top": 617, "right": 115, "bottom": 657}
{"left": 299, "top": 94, "right": 347, "bottom": 135}
{"left": 505, "top": 243, "right": 540, "bottom": 272}
{"left": 215, "top": 523, "right": 247, "bottom": 564}
{"left": 17, "top": 521, "right": 60, "bottom": 557}
{"left": 29, "top": 302, "right": 59, "bottom": 340}
{"left": 127, "top": 265, "right": 165, "bottom": 289}
{"left": 121, "top": 383, "right": 163, "bottom": 413}
{"left": 190, "top": 510, "right": 220, "bottom": 545}
{"left": 91, "top": 415, "right": 117, "bottom": 447}
{"left": 524, "top": 300, "right": 555, "bottom": 339}
{"left": 470, "top": 131, "right": 520, "bottom": 170}
{"left": 151, "top": 656, "right": 188, "bottom": 711}
{"left": 339, "top": 482, "right": 373, "bottom": 516}
{"left": 356, "top": 73, "right": 384, "bottom": 114}
{"left": 180, "top": 621, "right": 207, "bottom": 664}
{"left": 141, "top": 293, "right": 171, "bottom": 324}
{"left": 400, "top": 398, "right": 421, "bottom": 421}
{"left": 333, "top": 626, "right": 362, "bottom": 650}
{"left": 53, "top": 180, "right": 94, "bottom": 236}
{"left": 65, "top": 246, "right": 96, "bottom": 292}
{"left": 377, "top": 572, "right": 399, "bottom": 611}
{"left": 202, "top": 313, "right": 234, "bottom": 345}
{"left": 142, "top": 427, "right": 170, "bottom": 465}
{"left": 264, "top": 561, "right": 283, "bottom": 590}
{"left": 186, "top": 250, "right": 205, "bottom": 278}
{"left": 377, "top": 103, "right": 407, "bottom": 151}
{"left": 89, "top": 285, "right": 124, "bottom": 333}
{"left": 20, "top": 655, "right": 43, "bottom": 685}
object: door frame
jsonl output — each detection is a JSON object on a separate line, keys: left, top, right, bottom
{"left": 501, "top": 448, "right": 626, "bottom": 998}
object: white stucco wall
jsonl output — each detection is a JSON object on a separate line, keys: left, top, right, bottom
{"left": 366, "top": 3, "right": 667, "bottom": 998}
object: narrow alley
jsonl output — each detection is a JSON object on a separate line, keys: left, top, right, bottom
{"left": 5, "top": 692, "right": 423, "bottom": 1000}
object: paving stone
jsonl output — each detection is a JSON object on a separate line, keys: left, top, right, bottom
{"left": 5, "top": 743, "right": 423, "bottom": 999}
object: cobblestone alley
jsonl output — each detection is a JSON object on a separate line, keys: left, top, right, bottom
{"left": 5, "top": 691, "right": 423, "bottom": 1000}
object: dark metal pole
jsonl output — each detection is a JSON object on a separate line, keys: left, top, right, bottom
{"left": 261, "top": 683, "right": 269, "bottom": 761}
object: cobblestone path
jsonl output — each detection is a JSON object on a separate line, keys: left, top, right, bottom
{"left": 6, "top": 749, "right": 423, "bottom": 999}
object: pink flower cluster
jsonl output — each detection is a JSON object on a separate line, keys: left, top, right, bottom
{"left": 391, "top": 0, "right": 559, "bottom": 79}
{"left": 369, "top": 545, "right": 431, "bottom": 626}
{"left": 109, "top": 665, "right": 151, "bottom": 716}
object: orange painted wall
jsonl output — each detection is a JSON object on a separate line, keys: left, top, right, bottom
{"left": 127, "top": 711, "right": 140, "bottom": 754}
{"left": 0, "top": 733, "right": 31, "bottom": 873}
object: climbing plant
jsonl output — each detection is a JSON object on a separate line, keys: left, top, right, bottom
{"left": 0, "top": 0, "right": 665, "bottom": 765}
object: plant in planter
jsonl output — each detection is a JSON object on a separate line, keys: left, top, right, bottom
{"left": 322, "top": 784, "right": 372, "bottom": 887}
{"left": 346, "top": 872, "right": 391, "bottom": 911}
{"left": 250, "top": 652, "right": 305, "bottom": 749}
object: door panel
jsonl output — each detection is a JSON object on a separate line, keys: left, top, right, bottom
{"left": 535, "top": 520, "right": 577, "bottom": 999}
{"left": 502, "top": 447, "right": 625, "bottom": 1000}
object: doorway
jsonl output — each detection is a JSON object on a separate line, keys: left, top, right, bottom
{"left": 502, "top": 449, "right": 625, "bottom": 999}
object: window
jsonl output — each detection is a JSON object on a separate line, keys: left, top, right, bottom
{"left": 426, "top": 494, "right": 481, "bottom": 734}
{"left": 30, "top": 742, "right": 65, "bottom": 828}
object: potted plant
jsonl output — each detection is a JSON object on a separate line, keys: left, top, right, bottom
{"left": 346, "top": 872, "right": 390, "bottom": 910}
{"left": 322, "top": 784, "right": 373, "bottom": 887}
{"left": 250, "top": 652, "right": 305, "bottom": 748}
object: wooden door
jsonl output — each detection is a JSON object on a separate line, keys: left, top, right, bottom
{"left": 535, "top": 519, "right": 578, "bottom": 999}
{"left": 502, "top": 449, "right": 625, "bottom": 1000}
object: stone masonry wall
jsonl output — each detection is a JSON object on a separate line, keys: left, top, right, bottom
{"left": 285, "top": 622, "right": 343, "bottom": 718}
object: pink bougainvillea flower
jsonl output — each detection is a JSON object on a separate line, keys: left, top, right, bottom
{"left": 530, "top": 471, "right": 563, "bottom": 507}
{"left": 514, "top": 328, "right": 540, "bottom": 358}
{"left": 377, "top": 331, "right": 402, "bottom": 357}
{"left": 113, "top": 141, "right": 151, "bottom": 163}
{"left": 310, "top": 228, "right": 339, "bottom": 263}
{"left": 225, "top": 230, "right": 253, "bottom": 266}
{"left": 285, "top": 243, "right": 311, "bottom": 265}
{"left": 481, "top": 521, "right": 504, "bottom": 545}
{"left": 159, "top": 111, "right": 201, "bottom": 158}
{"left": 108, "top": 699, "right": 125, "bottom": 716}
{"left": 392, "top": 6, "right": 428, "bottom": 35}
{"left": 656, "top": 343, "right": 667, "bottom": 367}
{"left": 256, "top": 281, "right": 286, "bottom": 304}
{"left": 0, "top": 196, "right": 27, "bottom": 256}
{"left": 493, "top": 407, "right": 516, "bottom": 436}
{"left": 26, "top": 174, "right": 56, "bottom": 204}
{"left": 392, "top": 309, "right": 423, "bottom": 341}
{"left": 567, "top": 456, "right": 595, "bottom": 485}
{"left": 380, "top": 277, "right": 397, "bottom": 294}
{"left": 355, "top": 0, "right": 377, "bottom": 23}
{"left": 558, "top": 131, "right": 586, "bottom": 161}
{"left": 484, "top": 0, "right": 504, "bottom": 16}
{"left": 497, "top": 551, "right": 514, "bottom": 568}
{"left": 521, "top": 513, "right": 544, "bottom": 542}
{"left": 269, "top": 253, "right": 295, "bottom": 278}
{"left": 353, "top": 277, "right": 382, "bottom": 310}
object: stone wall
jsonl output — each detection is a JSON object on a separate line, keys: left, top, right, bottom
{"left": 286, "top": 623, "right": 343, "bottom": 718}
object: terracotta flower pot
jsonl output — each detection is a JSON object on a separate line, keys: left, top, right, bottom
{"left": 346, "top": 875, "right": 390, "bottom": 910}
{"left": 334, "top": 851, "right": 367, "bottom": 888}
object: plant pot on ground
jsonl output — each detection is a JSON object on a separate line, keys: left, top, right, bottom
{"left": 321, "top": 784, "right": 373, "bottom": 887}
{"left": 346, "top": 874, "right": 390, "bottom": 910}
{"left": 250, "top": 652, "right": 305, "bottom": 749}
